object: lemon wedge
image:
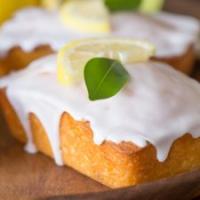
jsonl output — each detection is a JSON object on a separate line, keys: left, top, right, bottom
{"left": 59, "top": 0, "right": 110, "bottom": 34}
{"left": 57, "top": 38, "right": 156, "bottom": 85}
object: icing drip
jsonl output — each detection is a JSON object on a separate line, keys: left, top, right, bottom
{"left": 0, "top": 8, "right": 199, "bottom": 57}
{"left": 8, "top": 91, "right": 37, "bottom": 154}
{"left": 1, "top": 55, "right": 200, "bottom": 163}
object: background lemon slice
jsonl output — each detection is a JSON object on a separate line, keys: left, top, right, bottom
{"left": 41, "top": 0, "right": 64, "bottom": 10}
{"left": 140, "top": 0, "right": 164, "bottom": 13}
{"left": 57, "top": 38, "right": 156, "bottom": 85}
{"left": 59, "top": 0, "right": 110, "bottom": 34}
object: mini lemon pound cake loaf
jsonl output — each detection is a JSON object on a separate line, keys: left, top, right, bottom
{"left": 0, "top": 2, "right": 199, "bottom": 76}
{"left": 1, "top": 38, "right": 200, "bottom": 188}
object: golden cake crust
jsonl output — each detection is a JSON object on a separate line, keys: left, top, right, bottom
{"left": 152, "top": 46, "right": 196, "bottom": 75}
{"left": 0, "top": 45, "right": 54, "bottom": 76}
{"left": 1, "top": 89, "right": 200, "bottom": 188}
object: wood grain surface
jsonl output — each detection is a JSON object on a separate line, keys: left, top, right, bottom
{"left": 45, "top": 169, "right": 200, "bottom": 200}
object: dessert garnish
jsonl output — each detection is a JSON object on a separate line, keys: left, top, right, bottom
{"left": 105, "top": 0, "right": 164, "bottom": 13}
{"left": 140, "top": 0, "right": 164, "bottom": 13}
{"left": 42, "top": 0, "right": 64, "bottom": 10}
{"left": 105, "top": 0, "right": 141, "bottom": 12}
{"left": 57, "top": 37, "right": 155, "bottom": 85}
{"left": 84, "top": 57, "right": 130, "bottom": 100}
{"left": 58, "top": 0, "right": 164, "bottom": 33}
{"left": 59, "top": 0, "right": 110, "bottom": 34}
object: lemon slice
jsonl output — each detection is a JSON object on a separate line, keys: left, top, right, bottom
{"left": 41, "top": 0, "right": 63, "bottom": 10}
{"left": 140, "top": 0, "right": 164, "bottom": 13}
{"left": 59, "top": 0, "right": 110, "bottom": 34}
{"left": 57, "top": 38, "right": 155, "bottom": 85}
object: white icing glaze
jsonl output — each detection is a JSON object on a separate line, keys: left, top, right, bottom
{"left": 0, "top": 7, "right": 199, "bottom": 57}
{"left": 0, "top": 8, "right": 98, "bottom": 57}
{"left": 1, "top": 55, "right": 200, "bottom": 164}
{"left": 111, "top": 12, "right": 200, "bottom": 57}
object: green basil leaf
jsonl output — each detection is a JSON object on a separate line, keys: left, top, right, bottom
{"left": 104, "top": 0, "right": 142, "bottom": 12}
{"left": 84, "top": 57, "right": 130, "bottom": 101}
